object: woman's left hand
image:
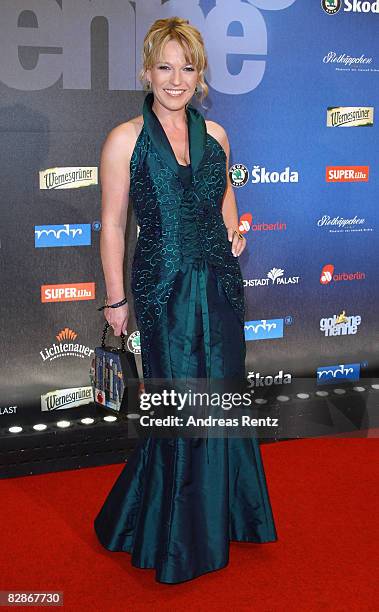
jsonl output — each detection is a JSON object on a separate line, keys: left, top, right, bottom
{"left": 227, "top": 227, "right": 247, "bottom": 257}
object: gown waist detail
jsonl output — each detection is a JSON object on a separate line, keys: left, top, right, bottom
{"left": 179, "top": 164, "right": 203, "bottom": 264}
{"left": 177, "top": 163, "right": 211, "bottom": 423}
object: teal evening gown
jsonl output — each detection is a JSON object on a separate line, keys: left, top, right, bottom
{"left": 94, "top": 93, "right": 278, "bottom": 584}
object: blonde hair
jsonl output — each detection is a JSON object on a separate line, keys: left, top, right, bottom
{"left": 139, "top": 17, "right": 209, "bottom": 101}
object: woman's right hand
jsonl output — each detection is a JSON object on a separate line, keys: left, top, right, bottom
{"left": 104, "top": 303, "right": 129, "bottom": 337}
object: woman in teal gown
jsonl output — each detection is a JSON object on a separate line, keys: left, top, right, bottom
{"left": 94, "top": 17, "right": 277, "bottom": 584}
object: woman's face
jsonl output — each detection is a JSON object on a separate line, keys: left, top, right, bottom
{"left": 145, "top": 39, "right": 198, "bottom": 112}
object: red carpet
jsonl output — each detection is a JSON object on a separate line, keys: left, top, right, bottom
{"left": 1, "top": 437, "right": 378, "bottom": 611}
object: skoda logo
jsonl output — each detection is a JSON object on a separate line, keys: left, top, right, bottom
{"left": 229, "top": 164, "right": 249, "bottom": 188}
{"left": 127, "top": 331, "right": 141, "bottom": 354}
{"left": 322, "top": 0, "right": 341, "bottom": 15}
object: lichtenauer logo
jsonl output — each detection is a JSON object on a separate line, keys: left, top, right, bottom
{"left": 239, "top": 213, "right": 286, "bottom": 234}
{"left": 317, "top": 363, "right": 360, "bottom": 383}
{"left": 244, "top": 319, "right": 284, "bottom": 341}
{"left": 39, "top": 167, "right": 98, "bottom": 190}
{"left": 40, "top": 328, "right": 94, "bottom": 362}
{"left": 35, "top": 224, "right": 91, "bottom": 248}
{"left": 320, "top": 311, "right": 361, "bottom": 336}
{"left": 326, "top": 166, "right": 369, "bottom": 182}
{"left": 41, "top": 283, "right": 95, "bottom": 303}
{"left": 320, "top": 264, "right": 365, "bottom": 284}
{"left": 327, "top": 107, "right": 374, "bottom": 127}
{"left": 41, "top": 387, "right": 93, "bottom": 411}
{"left": 244, "top": 268, "right": 300, "bottom": 288}
{"left": 229, "top": 164, "right": 249, "bottom": 187}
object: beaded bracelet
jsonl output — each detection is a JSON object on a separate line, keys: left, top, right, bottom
{"left": 97, "top": 296, "right": 128, "bottom": 311}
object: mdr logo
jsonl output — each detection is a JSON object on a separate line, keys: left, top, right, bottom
{"left": 0, "top": 0, "right": 296, "bottom": 94}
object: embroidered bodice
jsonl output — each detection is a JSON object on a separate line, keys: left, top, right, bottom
{"left": 128, "top": 93, "right": 245, "bottom": 374}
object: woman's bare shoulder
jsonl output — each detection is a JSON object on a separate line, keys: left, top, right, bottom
{"left": 113, "top": 114, "right": 144, "bottom": 137}
{"left": 205, "top": 119, "right": 229, "bottom": 155}
{"left": 102, "top": 115, "right": 144, "bottom": 159}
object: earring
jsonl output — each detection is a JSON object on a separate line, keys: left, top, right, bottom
{"left": 147, "top": 80, "right": 151, "bottom": 90}
{"left": 195, "top": 85, "right": 199, "bottom": 93}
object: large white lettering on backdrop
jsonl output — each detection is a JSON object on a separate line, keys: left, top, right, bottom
{"left": 0, "top": 0, "right": 295, "bottom": 94}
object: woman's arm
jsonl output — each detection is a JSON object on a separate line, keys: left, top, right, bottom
{"left": 99, "top": 120, "right": 139, "bottom": 334}
{"left": 206, "top": 120, "right": 246, "bottom": 257}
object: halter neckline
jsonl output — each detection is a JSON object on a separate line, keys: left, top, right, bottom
{"left": 142, "top": 92, "right": 206, "bottom": 176}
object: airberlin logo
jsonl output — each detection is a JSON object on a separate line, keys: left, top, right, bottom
{"left": 239, "top": 213, "right": 287, "bottom": 234}
{"left": 40, "top": 328, "right": 94, "bottom": 362}
{"left": 326, "top": 166, "right": 369, "bottom": 182}
{"left": 320, "top": 264, "right": 366, "bottom": 284}
{"left": 41, "top": 283, "right": 95, "bottom": 303}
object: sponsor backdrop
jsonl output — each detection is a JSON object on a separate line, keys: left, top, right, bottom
{"left": 0, "top": 0, "right": 378, "bottom": 428}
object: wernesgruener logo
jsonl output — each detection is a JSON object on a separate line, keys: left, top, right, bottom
{"left": 39, "top": 167, "right": 98, "bottom": 189}
{"left": 326, "top": 106, "right": 374, "bottom": 127}
{"left": 41, "top": 386, "right": 93, "bottom": 411}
